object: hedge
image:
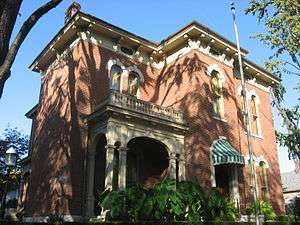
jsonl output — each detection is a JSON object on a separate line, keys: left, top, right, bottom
{"left": 0, "top": 222, "right": 298, "bottom": 225}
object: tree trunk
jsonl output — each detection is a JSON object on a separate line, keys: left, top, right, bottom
{"left": 0, "top": 0, "right": 23, "bottom": 65}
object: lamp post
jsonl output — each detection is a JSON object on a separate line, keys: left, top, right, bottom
{"left": 1, "top": 147, "right": 17, "bottom": 220}
{"left": 230, "top": 2, "right": 260, "bottom": 224}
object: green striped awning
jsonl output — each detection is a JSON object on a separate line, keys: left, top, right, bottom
{"left": 212, "top": 139, "right": 245, "bottom": 165}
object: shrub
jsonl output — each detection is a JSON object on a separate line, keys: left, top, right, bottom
{"left": 247, "top": 200, "right": 276, "bottom": 221}
{"left": 5, "top": 198, "right": 18, "bottom": 208}
{"left": 99, "top": 180, "right": 238, "bottom": 222}
{"left": 201, "top": 188, "right": 238, "bottom": 222}
{"left": 46, "top": 214, "right": 64, "bottom": 225}
{"left": 277, "top": 214, "right": 297, "bottom": 222}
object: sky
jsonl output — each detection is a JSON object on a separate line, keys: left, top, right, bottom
{"left": 0, "top": 0, "right": 297, "bottom": 173}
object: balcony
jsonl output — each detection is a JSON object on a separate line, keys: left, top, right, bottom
{"left": 92, "top": 90, "right": 185, "bottom": 125}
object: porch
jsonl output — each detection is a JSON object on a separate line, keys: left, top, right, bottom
{"left": 85, "top": 90, "right": 188, "bottom": 217}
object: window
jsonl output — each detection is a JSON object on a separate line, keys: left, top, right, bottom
{"left": 239, "top": 90, "right": 247, "bottom": 128}
{"left": 128, "top": 72, "right": 140, "bottom": 96}
{"left": 211, "top": 71, "right": 224, "bottom": 118}
{"left": 258, "top": 161, "right": 269, "bottom": 201}
{"left": 250, "top": 95, "right": 260, "bottom": 135}
{"left": 110, "top": 65, "right": 122, "bottom": 91}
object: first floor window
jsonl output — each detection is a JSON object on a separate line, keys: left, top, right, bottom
{"left": 258, "top": 161, "right": 269, "bottom": 201}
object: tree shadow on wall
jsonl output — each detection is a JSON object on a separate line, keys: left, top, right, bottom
{"left": 26, "top": 40, "right": 284, "bottom": 217}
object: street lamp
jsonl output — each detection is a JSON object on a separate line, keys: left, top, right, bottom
{"left": 1, "top": 147, "right": 17, "bottom": 219}
{"left": 5, "top": 147, "right": 17, "bottom": 168}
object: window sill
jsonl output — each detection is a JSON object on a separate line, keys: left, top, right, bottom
{"left": 213, "top": 116, "right": 227, "bottom": 123}
{"left": 251, "top": 134, "right": 263, "bottom": 140}
{"left": 243, "top": 131, "right": 263, "bottom": 140}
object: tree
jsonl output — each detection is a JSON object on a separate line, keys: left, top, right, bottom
{"left": 0, "top": 0, "right": 63, "bottom": 99}
{"left": 246, "top": 0, "right": 300, "bottom": 160}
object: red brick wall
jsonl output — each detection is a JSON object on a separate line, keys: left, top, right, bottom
{"left": 27, "top": 40, "right": 284, "bottom": 217}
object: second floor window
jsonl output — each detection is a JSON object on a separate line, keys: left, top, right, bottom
{"left": 128, "top": 72, "right": 140, "bottom": 97}
{"left": 250, "top": 95, "right": 260, "bottom": 135}
{"left": 110, "top": 65, "right": 122, "bottom": 91}
{"left": 239, "top": 90, "right": 247, "bottom": 128}
{"left": 211, "top": 71, "right": 224, "bottom": 118}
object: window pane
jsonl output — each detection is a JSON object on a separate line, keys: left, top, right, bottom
{"left": 110, "top": 65, "right": 122, "bottom": 91}
{"left": 128, "top": 72, "right": 140, "bottom": 96}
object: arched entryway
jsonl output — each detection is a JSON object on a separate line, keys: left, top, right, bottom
{"left": 127, "top": 137, "right": 169, "bottom": 188}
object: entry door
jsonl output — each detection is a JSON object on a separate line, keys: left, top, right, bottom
{"left": 215, "top": 164, "right": 230, "bottom": 197}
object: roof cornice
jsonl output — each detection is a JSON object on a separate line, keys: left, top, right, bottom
{"left": 29, "top": 10, "right": 280, "bottom": 85}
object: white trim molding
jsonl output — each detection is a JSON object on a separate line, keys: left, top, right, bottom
{"left": 106, "top": 58, "right": 126, "bottom": 72}
{"left": 244, "top": 154, "right": 269, "bottom": 168}
{"left": 127, "top": 65, "right": 144, "bottom": 83}
{"left": 206, "top": 64, "right": 225, "bottom": 82}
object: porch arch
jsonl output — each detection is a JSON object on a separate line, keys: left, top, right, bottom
{"left": 126, "top": 136, "right": 169, "bottom": 187}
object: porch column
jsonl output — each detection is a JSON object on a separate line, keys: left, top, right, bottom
{"left": 178, "top": 154, "right": 186, "bottom": 181}
{"left": 169, "top": 152, "right": 177, "bottom": 180}
{"left": 86, "top": 151, "right": 96, "bottom": 218}
{"left": 118, "top": 147, "right": 128, "bottom": 189}
{"left": 210, "top": 153, "right": 216, "bottom": 187}
{"left": 105, "top": 144, "right": 115, "bottom": 190}
{"left": 230, "top": 165, "right": 240, "bottom": 208}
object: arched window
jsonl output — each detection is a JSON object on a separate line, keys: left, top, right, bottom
{"left": 258, "top": 161, "right": 269, "bottom": 201}
{"left": 110, "top": 65, "right": 122, "bottom": 91}
{"left": 250, "top": 95, "right": 260, "bottom": 135}
{"left": 211, "top": 71, "right": 224, "bottom": 118}
{"left": 128, "top": 72, "right": 140, "bottom": 96}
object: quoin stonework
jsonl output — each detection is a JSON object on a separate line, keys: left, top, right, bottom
{"left": 21, "top": 2, "right": 285, "bottom": 222}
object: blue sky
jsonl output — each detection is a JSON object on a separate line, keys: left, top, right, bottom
{"left": 0, "top": 0, "right": 297, "bottom": 172}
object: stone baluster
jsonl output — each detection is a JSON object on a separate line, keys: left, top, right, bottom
{"left": 168, "top": 152, "right": 177, "bottom": 180}
{"left": 118, "top": 146, "right": 128, "bottom": 189}
{"left": 105, "top": 144, "right": 115, "bottom": 190}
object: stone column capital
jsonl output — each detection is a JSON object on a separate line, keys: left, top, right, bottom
{"left": 118, "top": 146, "right": 129, "bottom": 152}
{"left": 178, "top": 154, "right": 186, "bottom": 163}
{"left": 169, "top": 152, "right": 177, "bottom": 159}
{"left": 105, "top": 144, "right": 115, "bottom": 152}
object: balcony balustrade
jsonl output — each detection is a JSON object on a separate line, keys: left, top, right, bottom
{"left": 95, "top": 90, "right": 185, "bottom": 124}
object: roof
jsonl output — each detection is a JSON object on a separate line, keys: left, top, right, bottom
{"left": 25, "top": 104, "right": 38, "bottom": 119}
{"left": 281, "top": 171, "right": 300, "bottom": 193}
{"left": 29, "top": 9, "right": 280, "bottom": 85}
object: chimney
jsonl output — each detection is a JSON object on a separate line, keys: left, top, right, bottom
{"left": 65, "top": 2, "right": 81, "bottom": 23}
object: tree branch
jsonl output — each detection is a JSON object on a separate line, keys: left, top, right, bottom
{"left": 0, "top": 0, "right": 63, "bottom": 98}
{"left": 0, "top": 0, "right": 23, "bottom": 65}
{"left": 271, "top": 88, "right": 300, "bottom": 154}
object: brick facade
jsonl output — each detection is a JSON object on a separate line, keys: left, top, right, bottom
{"left": 25, "top": 10, "right": 285, "bottom": 220}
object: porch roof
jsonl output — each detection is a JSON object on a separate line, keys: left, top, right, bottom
{"left": 212, "top": 139, "right": 244, "bottom": 166}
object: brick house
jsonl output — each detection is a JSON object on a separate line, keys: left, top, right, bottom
{"left": 23, "top": 3, "right": 285, "bottom": 222}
